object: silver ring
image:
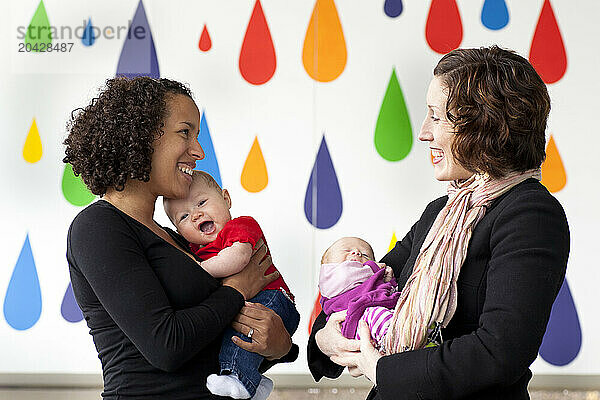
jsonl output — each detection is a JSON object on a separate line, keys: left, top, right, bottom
{"left": 247, "top": 328, "right": 254, "bottom": 339}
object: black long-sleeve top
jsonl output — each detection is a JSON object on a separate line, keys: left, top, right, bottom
{"left": 67, "top": 200, "right": 297, "bottom": 399}
{"left": 308, "top": 179, "right": 570, "bottom": 400}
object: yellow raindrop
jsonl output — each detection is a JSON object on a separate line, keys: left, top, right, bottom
{"left": 541, "top": 135, "right": 566, "bottom": 193}
{"left": 388, "top": 232, "right": 398, "bottom": 252}
{"left": 23, "top": 119, "right": 42, "bottom": 163}
{"left": 302, "top": 0, "right": 347, "bottom": 82}
{"left": 241, "top": 136, "right": 268, "bottom": 193}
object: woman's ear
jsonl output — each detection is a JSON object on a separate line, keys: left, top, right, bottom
{"left": 222, "top": 189, "right": 232, "bottom": 209}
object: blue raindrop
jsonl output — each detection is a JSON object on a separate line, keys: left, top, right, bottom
{"left": 384, "top": 0, "right": 403, "bottom": 18}
{"left": 539, "top": 279, "right": 582, "bottom": 366}
{"left": 481, "top": 0, "right": 509, "bottom": 30}
{"left": 304, "top": 135, "right": 343, "bottom": 229}
{"left": 116, "top": 0, "right": 160, "bottom": 78}
{"left": 194, "top": 111, "right": 222, "bottom": 187}
{"left": 3, "top": 234, "right": 42, "bottom": 331}
{"left": 82, "top": 17, "right": 96, "bottom": 47}
{"left": 61, "top": 282, "right": 83, "bottom": 323}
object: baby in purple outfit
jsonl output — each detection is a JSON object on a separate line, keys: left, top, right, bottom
{"left": 318, "top": 237, "right": 399, "bottom": 352}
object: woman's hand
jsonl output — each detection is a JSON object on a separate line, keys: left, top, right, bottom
{"left": 315, "top": 311, "right": 360, "bottom": 359}
{"left": 329, "top": 320, "right": 383, "bottom": 383}
{"left": 230, "top": 302, "right": 292, "bottom": 360}
{"left": 222, "top": 239, "right": 278, "bottom": 300}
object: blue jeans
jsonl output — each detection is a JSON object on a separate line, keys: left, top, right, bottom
{"left": 219, "top": 289, "right": 300, "bottom": 396}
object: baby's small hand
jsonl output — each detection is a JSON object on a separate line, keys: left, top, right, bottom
{"left": 380, "top": 264, "right": 394, "bottom": 283}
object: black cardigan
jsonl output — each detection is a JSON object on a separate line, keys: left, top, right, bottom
{"left": 67, "top": 200, "right": 297, "bottom": 399}
{"left": 307, "top": 179, "right": 570, "bottom": 400}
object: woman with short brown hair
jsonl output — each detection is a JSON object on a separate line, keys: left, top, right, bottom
{"left": 308, "top": 46, "right": 569, "bottom": 400}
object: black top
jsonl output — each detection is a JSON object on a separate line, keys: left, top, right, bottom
{"left": 307, "top": 179, "right": 570, "bottom": 400}
{"left": 67, "top": 200, "right": 297, "bottom": 399}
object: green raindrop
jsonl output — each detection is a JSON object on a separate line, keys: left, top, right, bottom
{"left": 374, "top": 68, "right": 413, "bottom": 161}
{"left": 62, "top": 164, "right": 95, "bottom": 207}
{"left": 25, "top": 0, "right": 52, "bottom": 51}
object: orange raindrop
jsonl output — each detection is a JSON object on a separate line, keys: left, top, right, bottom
{"left": 541, "top": 135, "right": 566, "bottom": 193}
{"left": 302, "top": 0, "right": 347, "bottom": 82}
{"left": 23, "top": 118, "right": 42, "bottom": 163}
{"left": 241, "top": 137, "right": 268, "bottom": 193}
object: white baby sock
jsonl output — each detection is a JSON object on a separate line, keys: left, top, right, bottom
{"left": 251, "top": 376, "right": 274, "bottom": 400}
{"left": 206, "top": 373, "right": 250, "bottom": 399}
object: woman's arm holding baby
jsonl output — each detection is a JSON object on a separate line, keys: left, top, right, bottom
{"left": 200, "top": 242, "right": 253, "bottom": 278}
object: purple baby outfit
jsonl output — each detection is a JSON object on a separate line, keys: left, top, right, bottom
{"left": 320, "top": 261, "right": 400, "bottom": 339}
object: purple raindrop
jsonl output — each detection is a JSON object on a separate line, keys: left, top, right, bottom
{"left": 61, "top": 282, "right": 83, "bottom": 323}
{"left": 539, "top": 279, "right": 582, "bottom": 366}
{"left": 384, "top": 0, "right": 403, "bottom": 18}
{"left": 304, "top": 135, "right": 343, "bottom": 229}
{"left": 116, "top": 0, "right": 159, "bottom": 78}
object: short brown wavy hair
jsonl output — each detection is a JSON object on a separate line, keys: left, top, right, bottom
{"left": 434, "top": 46, "right": 550, "bottom": 178}
{"left": 63, "top": 77, "right": 193, "bottom": 195}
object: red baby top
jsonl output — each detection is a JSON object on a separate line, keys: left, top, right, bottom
{"left": 190, "top": 216, "right": 292, "bottom": 299}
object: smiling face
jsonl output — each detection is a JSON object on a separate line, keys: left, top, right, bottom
{"left": 418, "top": 76, "right": 472, "bottom": 182}
{"left": 164, "top": 175, "right": 232, "bottom": 246}
{"left": 322, "top": 237, "right": 375, "bottom": 264}
{"left": 149, "top": 94, "right": 204, "bottom": 200}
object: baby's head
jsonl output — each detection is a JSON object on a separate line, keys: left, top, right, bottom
{"left": 321, "top": 237, "right": 374, "bottom": 265}
{"left": 163, "top": 171, "right": 232, "bottom": 245}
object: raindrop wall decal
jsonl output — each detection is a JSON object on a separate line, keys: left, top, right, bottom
{"left": 388, "top": 232, "right": 398, "bottom": 253}
{"left": 23, "top": 118, "right": 42, "bottom": 164}
{"left": 529, "top": 0, "right": 567, "bottom": 84}
{"left": 82, "top": 17, "right": 96, "bottom": 47}
{"left": 116, "top": 0, "right": 160, "bottom": 78}
{"left": 481, "top": 0, "right": 509, "bottom": 30}
{"left": 62, "top": 163, "right": 95, "bottom": 207}
{"left": 198, "top": 24, "right": 212, "bottom": 51}
{"left": 302, "top": 0, "right": 347, "bottom": 82}
{"left": 374, "top": 68, "right": 413, "bottom": 162}
{"left": 25, "top": 0, "right": 52, "bottom": 51}
{"left": 425, "top": 0, "right": 462, "bottom": 54}
{"left": 239, "top": 0, "right": 276, "bottom": 85}
{"left": 241, "top": 137, "right": 268, "bottom": 193}
{"left": 539, "top": 279, "right": 582, "bottom": 366}
{"left": 3, "top": 234, "right": 42, "bottom": 331}
{"left": 194, "top": 112, "right": 222, "bottom": 187}
{"left": 304, "top": 136, "right": 343, "bottom": 229}
{"left": 384, "top": 0, "right": 403, "bottom": 18}
{"left": 541, "top": 135, "right": 566, "bottom": 193}
{"left": 308, "top": 294, "right": 322, "bottom": 334}
{"left": 61, "top": 282, "right": 83, "bottom": 323}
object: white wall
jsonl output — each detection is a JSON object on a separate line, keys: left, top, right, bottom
{"left": 0, "top": 0, "right": 597, "bottom": 378}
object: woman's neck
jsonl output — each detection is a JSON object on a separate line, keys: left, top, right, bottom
{"left": 103, "top": 182, "right": 157, "bottom": 226}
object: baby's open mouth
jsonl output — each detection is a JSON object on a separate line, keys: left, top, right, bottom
{"left": 199, "top": 221, "right": 215, "bottom": 234}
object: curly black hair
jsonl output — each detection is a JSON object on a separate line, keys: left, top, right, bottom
{"left": 63, "top": 77, "right": 193, "bottom": 196}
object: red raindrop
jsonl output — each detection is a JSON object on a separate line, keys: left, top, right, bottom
{"left": 308, "top": 294, "right": 323, "bottom": 335}
{"left": 425, "top": 0, "right": 463, "bottom": 54}
{"left": 529, "top": 0, "right": 567, "bottom": 84}
{"left": 239, "top": 0, "right": 276, "bottom": 85}
{"left": 198, "top": 24, "right": 211, "bottom": 52}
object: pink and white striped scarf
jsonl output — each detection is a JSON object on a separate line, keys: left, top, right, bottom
{"left": 384, "top": 169, "right": 541, "bottom": 354}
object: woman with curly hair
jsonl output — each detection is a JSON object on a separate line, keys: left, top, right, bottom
{"left": 308, "top": 46, "right": 570, "bottom": 399}
{"left": 64, "top": 77, "right": 297, "bottom": 399}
